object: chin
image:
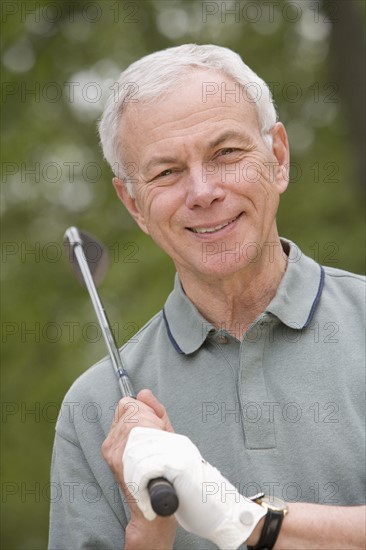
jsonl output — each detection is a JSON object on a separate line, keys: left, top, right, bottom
{"left": 196, "top": 257, "right": 251, "bottom": 279}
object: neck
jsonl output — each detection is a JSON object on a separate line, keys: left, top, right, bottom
{"left": 178, "top": 238, "right": 288, "bottom": 340}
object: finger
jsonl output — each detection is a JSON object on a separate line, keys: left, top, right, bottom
{"left": 106, "top": 406, "right": 167, "bottom": 463}
{"left": 111, "top": 397, "right": 143, "bottom": 426}
{"left": 136, "top": 389, "right": 175, "bottom": 432}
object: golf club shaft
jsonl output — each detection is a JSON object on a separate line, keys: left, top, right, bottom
{"left": 65, "top": 227, "right": 178, "bottom": 517}
{"left": 72, "top": 241, "right": 135, "bottom": 398}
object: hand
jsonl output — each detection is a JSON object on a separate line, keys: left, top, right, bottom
{"left": 123, "top": 428, "right": 266, "bottom": 550}
{"left": 102, "top": 390, "right": 177, "bottom": 549}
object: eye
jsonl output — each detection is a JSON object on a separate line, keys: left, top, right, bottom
{"left": 220, "top": 148, "right": 237, "bottom": 155}
{"left": 217, "top": 147, "right": 241, "bottom": 158}
{"left": 154, "top": 169, "right": 173, "bottom": 180}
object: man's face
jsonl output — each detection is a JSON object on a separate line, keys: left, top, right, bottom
{"left": 114, "top": 70, "right": 289, "bottom": 280}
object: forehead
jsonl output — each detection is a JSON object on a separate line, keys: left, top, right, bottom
{"left": 119, "top": 69, "right": 261, "bottom": 159}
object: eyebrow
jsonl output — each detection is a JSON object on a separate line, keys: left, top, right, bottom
{"left": 143, "top": 156, "right": 178, "bottom": 175}
{"left": 208, "top": 130, "right": 249, "bottom": 149}
{"left": 142, "top": 130, "right": 252, "bottom": 175}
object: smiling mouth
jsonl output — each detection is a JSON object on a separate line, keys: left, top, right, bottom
{"left": 188, "top": 214, "right": 242, "bottom": 234}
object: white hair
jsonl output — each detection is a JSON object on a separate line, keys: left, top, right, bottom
{"left": 98, "top": 44, "right": 278, "bottom": 195}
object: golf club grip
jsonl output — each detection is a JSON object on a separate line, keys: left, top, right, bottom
{"left": 148, "top": 477, "right": 179, "bottom": 516}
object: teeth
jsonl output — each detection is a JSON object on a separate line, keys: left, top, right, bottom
{"left": 191, "top": 217, "right": 236, "bottom": 234}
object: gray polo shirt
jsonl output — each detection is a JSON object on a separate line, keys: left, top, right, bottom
{"left": 49, "top": 240, "right": 365, "bottom": 550}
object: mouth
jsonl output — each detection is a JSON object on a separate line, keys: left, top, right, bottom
{"left": 187, "top": 213, "right": 242, "bottom": 234}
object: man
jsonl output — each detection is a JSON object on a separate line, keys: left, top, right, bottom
{"left": 49, "top": 44, "right": 365, "bottom": 549}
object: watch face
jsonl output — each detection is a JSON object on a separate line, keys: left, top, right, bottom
{"left": 261, "top": 495, "right": 288, "bottom": 512}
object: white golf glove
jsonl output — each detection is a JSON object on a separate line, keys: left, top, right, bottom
{"left": 123, "top": 427, "right": 266, "bottom": 550}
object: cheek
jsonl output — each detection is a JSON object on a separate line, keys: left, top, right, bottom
{"left": 238, "top": 153, "right": 280, "bottom": 197}
{"left": 241, "top": 163, "right": 264, "bottom": 185}
{"left": 223, "top": 153, "right": 268, "bottom": 192}
{"left": 134, "top": 183, "right": 158, "bottom": 222}
{"left": 233, "top": 163, "right": 281, "bottom": 227}
{"left": 136, "top": 198, "right": 169, "bottom": 238}
{"left": 147, "top": 187, "right": 186, "bottom": 224}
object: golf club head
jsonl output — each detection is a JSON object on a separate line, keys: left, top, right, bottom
{"left": 64, "top": 226, "right": 109, "bottom": 287}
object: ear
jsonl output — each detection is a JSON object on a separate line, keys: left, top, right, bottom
{"left": 112, "top": 178, "right": 149, "bottom": 235}
{"left": 269, "top": 122, "right": 290, "bottom": 194}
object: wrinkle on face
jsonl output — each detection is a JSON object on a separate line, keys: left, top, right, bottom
{"left": 115, "top": 69, "right": 289, "bottom": 282}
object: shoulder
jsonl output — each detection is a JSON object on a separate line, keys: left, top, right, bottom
{"left": 322, "top": 265, "right": 365, "bottom": 298}
{"left": 319, "top": 265, "right": 365, "bottom": 323}
{"left": 56, "top": 310, "right": 167, "bottom": 437}
{"left": 55, "top": 355, "right": 119, "bottom": 443}
{"left": 61, "top": 355, "right": 118, "bottom": 404}
{"left": 63, "top": 311, "right": 164, "bottom": 397}
{"left": 323, "top": 264, "right": 365, "bottom": 284}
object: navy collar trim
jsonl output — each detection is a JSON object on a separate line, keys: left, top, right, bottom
{"left": 162, "top": 241, "right": 325, "bottom": 353}
{"left": 162, "top": 307, "right": 185, "bottom": 355}
{"left": 303, "top": 265, "right": 325, "bottom": 328}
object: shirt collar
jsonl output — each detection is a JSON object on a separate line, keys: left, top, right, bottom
{"left": 266, "top": 239, "right": 324, "bottom": 329}
{"left": 163, "top": 239, "right": 324, "bottom": 355}
{"left": 163, "top": 274, "right": 213, "bottom": 355}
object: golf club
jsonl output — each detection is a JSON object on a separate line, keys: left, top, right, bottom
{"left": 63, "top": 226, "right": 179, "bottom": 517}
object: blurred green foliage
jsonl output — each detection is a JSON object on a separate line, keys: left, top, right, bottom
{"left": 1, "top": 0, "right": 365, "bottom": 548}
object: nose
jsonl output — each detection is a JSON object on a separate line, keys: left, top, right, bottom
{"left": 185, "top": 163, "right": 225, "bottom": 209}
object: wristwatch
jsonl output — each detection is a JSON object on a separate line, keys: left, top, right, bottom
{"left": 247, "top": 492, "right": 289, "bottom": 550}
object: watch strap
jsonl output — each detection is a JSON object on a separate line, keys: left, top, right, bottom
{"left": 247, "top": 507, "right": 285, "bottom": 550}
